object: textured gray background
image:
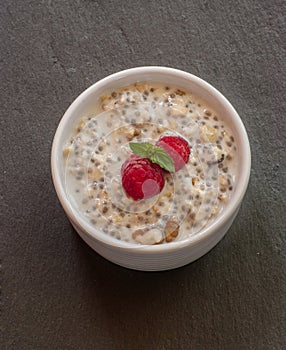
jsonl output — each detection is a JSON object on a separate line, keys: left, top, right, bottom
{"left": 1, "top": 0, "right": 285, "bottom": 349}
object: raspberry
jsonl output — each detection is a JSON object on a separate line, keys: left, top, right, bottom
{"left": 121, "top": 155, "right": 165, "bottom": 201}
{"left": 156, "top": 136, "right": 190, "bottom": 171}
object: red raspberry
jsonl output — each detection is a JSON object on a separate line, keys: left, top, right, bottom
{"left": 156, "top": 136, "right": 190, "bottom": 171}
{"left": 121, "top": 155, "right": 165, "bottom": 201}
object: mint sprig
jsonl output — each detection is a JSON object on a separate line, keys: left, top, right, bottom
{"left": 129, "top": 142, "right": 175, "bottom": 172}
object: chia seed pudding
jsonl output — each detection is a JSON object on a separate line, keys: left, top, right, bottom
{"left": 63, "top": 82, "right": 237, "bottom": 245}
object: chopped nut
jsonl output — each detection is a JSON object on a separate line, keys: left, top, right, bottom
{"left": 77, "top": 119, "right": 87, "bottom": 132}
{"left": 165, "top": 217, "right": 180, "bottom": 242}
{"left": 153, "top": 205, "right": 160, "bottom": 213}
{"left": 125, "top": 126, "right": 141, "bottom": 140}
{"left": 207, "top": 147, "right": 225, "bottom": 165}
{"left": 97, "top": 139, "right": 105, "bottom": 152}
{"left": 218, "top": 194, "right": 228, "bottom": 202}
{"left": 134, "top": 82, "right": 149, "bottom": 92}
{"left": 211, "top": 205, "right": 219, "bottom": 216}
{"left": 109, "top": 213, "right": 122, "bottom": 223}
{"left": 200, "top": 125, "right": 218, "bottom": 143}
{"left": 132, "top": 229, "right": 145, "bottom": 237}
{"left": 171, "top": 97, "right": 184, "bottom": 105}
{"left": 87, "top": 167, "right": 103, "bottom": 181}
{"left": 102, "top": 95, "right": 124, "bottom": 111}
{"left": 100, "top": 95, "right": 109, "bottom": 102}
{"left": 133, "top": 129, "right": 141, "bottom": 137}
{"left": 219, "top": 174, "right": 228, "bottom": 188}
{"left": 102, "top": 103, "right": 114, "bottom": 111}
{"left": 192, "top": 177, "right": 200, "bottom": 186}
{"left": 169, "top": 105, "right": 188, "bottom": 116}
{"left": 63, "top": 146, "right": 71, "bottom": 157}
{"left": 133, "top": 228, "right": 163, "bottom": 245}
{"left": 156, "top": 126, "right": 168, "bottom": 133}
{"left": 175, "top": 89, "right": 186, "bottom": 96}
{"left": 213, "top": 146, "right": 224, "bottom": 162}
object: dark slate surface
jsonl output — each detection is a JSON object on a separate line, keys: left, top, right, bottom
{"left": 1, "top": 0, "right": 285, "bottom": 349}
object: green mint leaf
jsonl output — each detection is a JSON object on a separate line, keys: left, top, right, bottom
{"left": 151, "top": 146, "right": 175, "bottom": 172}
{"left": 129, "top": 142, "right": 175, "bottom": 172}
{"left": 129, "top": 142, "right": 154, "bottom": 158}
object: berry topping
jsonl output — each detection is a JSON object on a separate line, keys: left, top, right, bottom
{"left": 121, "top": 155, "right": 165, "bottom": 201}
{"left": 156, "top": 136, "right": 190, "bottom": 171}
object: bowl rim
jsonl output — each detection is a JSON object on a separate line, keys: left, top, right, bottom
{"left": 51, "top": 66, "right": 251, "bottom": 253}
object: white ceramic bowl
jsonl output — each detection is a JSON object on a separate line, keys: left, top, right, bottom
{"left": 51, "top": 67, "right": 251, "bottom": 271}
